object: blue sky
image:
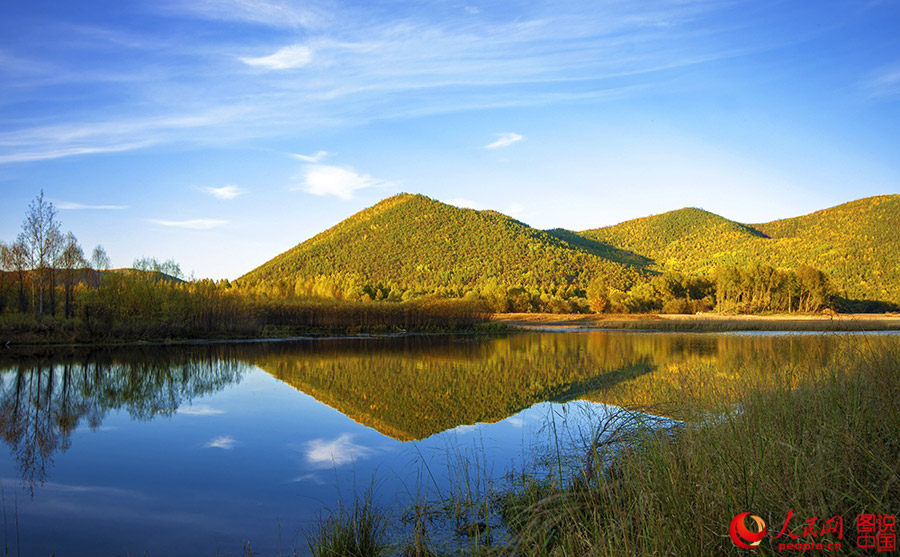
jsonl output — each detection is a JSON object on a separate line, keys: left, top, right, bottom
{"left": 1, "top": 0, "right": 898, "bottom": 279}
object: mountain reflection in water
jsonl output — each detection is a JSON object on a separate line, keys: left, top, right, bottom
{"left": 0, "top": 332, "right": 895, "bottom": 555}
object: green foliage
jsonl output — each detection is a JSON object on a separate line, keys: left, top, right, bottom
{"left": 237, "top": 194, "right": 644, "bottom": 308}
{"left": 497, "top": 341, "right": 900, "bottom": 556}
{"left": 3, "top": 193, "right": 898, "bottom": 322}
{"left": 582, "top": 195, "right": 900, "bottom": 307}
{"left": 307, "top": 491, "right": 389, "bottom": 557}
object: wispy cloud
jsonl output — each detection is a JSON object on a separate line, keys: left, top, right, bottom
{"left": 0, "top": 108, "right": 245, "bottom": 165}
{"left": 240, "top": 44, "right": 313, "bottom": 70}
{"left": 0, "top": 141, "right": 157, "bottom": 165}
{"left": 168, "top": 0, "right": 326, "bottom": 29}
{"left": 0, "top": 2, "right": 753, "bottom": 163}
{"left": 149, "top": 218, "right": 228, "bottom": 230}
{"left": 290, "top": 473, "right": 325, "bottom": 484}
{"left": 299, "top": 163, "right": 389, "bottom": 200}
{"left": 864, "top": 64, "right": 900, "bottom": 98}
{"left": 203, "top": 185, "right": 245, "bottom": 199}
{"left": 56, "top": 201, "right": 128, "bottom": 210}
{"left": 483, "top": 132, "right": 523, "bottom": 149}
{"left": 178, "top": 404, "right": 225, "bottom": 416}
{"left": 290, "top": 150, "right": 329, "bottom": 163}
{"left": 305, "top": 433, "right": 374, "bottom": 467}
{"left": 203, "top": 435, "right": 236, "bottom": 449}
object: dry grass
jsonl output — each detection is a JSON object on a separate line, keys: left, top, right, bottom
{"left": 493, "top": 312, "right": 900, "bottom": 332}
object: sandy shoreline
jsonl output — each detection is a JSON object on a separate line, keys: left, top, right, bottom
{"left": 491, "top": 312, "right": 900, "bottom": 331}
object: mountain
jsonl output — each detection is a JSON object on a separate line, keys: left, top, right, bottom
{"left": 580, "top": 195, "right": 900, "bottom": 305}
{"left": 237, "top": 193, "right": 644, "bottom": 298}
{"left": 579, "top": 207, "right": 766, "bottom": 273}
{"left": 237, "top": 193, "right": 899, "bottom": 309}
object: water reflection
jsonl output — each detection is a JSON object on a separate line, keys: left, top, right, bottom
{"left": 0, "top": 332, "right": 895, "bottom": 494}
{"left": 1, "top": 332, "right": 898, "bottom": 555}
{"left": 0, "top": 347, "right": 245, "bottom": 492}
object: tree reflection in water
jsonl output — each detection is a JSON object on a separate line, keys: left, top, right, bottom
{"left": 0, "top": 347, "right": 246, "bottom": 494}
{"left": 0, "top": 332, "right": 890, "bottom": 495}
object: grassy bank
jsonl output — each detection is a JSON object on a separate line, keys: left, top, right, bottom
{"left": 0, "top": 297, "right": 490, "bottom": 345}
{"left": 494, "top": 312, "right": 900, "bottom": 332}
{"left": 308, "top": 338, "right": 900, "bottom": 555}
{"left": 499, "top": 341, "right": 900, "bottom": 555}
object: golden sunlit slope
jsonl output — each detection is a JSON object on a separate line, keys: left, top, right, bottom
{"left": 750, "top": 195, "right": 900, "bottom": 304}
{"left": 579, "top": 195, "right": 900, "bottom": 305}
{"left": 580, "top": 207, "right": 766, "bottom": 273}
{"left": 237, "top": 193, "right": 643, "bottom": 297}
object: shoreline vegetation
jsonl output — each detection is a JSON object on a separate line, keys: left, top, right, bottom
{"left": 3, "top": 192, "right": 900, "bottom": 346}
{"left": 305, "top": 335, "right": 900, "bottom": 556}
{"left": 493, "top": 311, "right": 900, "bottom": 332}
{"left": 4, "top": 311, "right": 900, "bottom": 347}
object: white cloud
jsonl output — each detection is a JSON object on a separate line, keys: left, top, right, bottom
{"left": 178, "top": 404, "right": 225, "bottom": 416}
{"left": 305, "top": 433, "right": 374, "bottom": 467}
{"left": 0, "top": 2, "right": 753, "bottom": 164}
{"left": 149, "top": 218, "right": 228, "bottom": 230}
{"left": 203, "top": 185, "right": 245, "bottom": 199}
{"left": 483, "top": 132, "right": 524, "bottom": 149}
{"left": 290, "top": 150, "right": 329, "bottom": 163}
{"left": 506, "top": 416, "right": 525, "bottom": 428}
{"left": 203, "top": 435, "right": 236, "bottom": 449}
{"left": 56, "top": 201, "right": 128, "bottom": 210}
{"left": 300, "top": 163, "right": 387, "bottom": 200}
{"left": 240, "top": 45, "right": 313, "bottom": 70}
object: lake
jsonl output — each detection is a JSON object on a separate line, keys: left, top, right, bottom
{"left": 1, "top": 331, "right": 897, "bottom": 556}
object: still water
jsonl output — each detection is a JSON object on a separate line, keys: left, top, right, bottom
{"left": 1, "top": 331, "right": 897, "bottom": 555}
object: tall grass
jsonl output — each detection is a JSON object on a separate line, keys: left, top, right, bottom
{"left": 499, "top": 341, "right": 900, "bottom": 555}
{"left": 306, "top": 491, "right": 389, "bottom": 557}
{"left": 0, "top": 294, "right": 488, "bottom": 344}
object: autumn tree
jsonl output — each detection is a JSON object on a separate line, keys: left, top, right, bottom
{"left": 586, "top": 276, "right": 609, "bottom": 313}
{"left": 90, "top": 245, "right": 110, "bottom": 289}
{"left": 21, "top": 191, "right": 62, "bottom": 319}
{"left": 59, "top": 232, "right": 85, "bottom": 318}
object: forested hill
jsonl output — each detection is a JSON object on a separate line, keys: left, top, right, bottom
{"left": 578, "top": 207, "right": 766, "bottom": 271}
{"left": 236, "top": 194, "right": 643, "bottom": 301}
{"left": 580, "top": 194, "right": 900, "bottom": 305}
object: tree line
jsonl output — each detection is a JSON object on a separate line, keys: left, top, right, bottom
{"left": 0, "top": 191, "right": 110, "bottom": 320}
{"left": 0, "top": 192, "right": 846, "bottom": 344}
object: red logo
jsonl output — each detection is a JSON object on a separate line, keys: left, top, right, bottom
{"left": 730, "top": 512, "right": 768, "bottom": 549}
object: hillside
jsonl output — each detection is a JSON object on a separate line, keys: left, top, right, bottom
{"left": 236, "top": 193, "right": 899, "bottom": 310}
{"left": 580, "top": 207, "right": 767, "bottom": 273}
{"left": 237, "top": 193, "right": 643, "bottom": 300}
{"left": 580, "top": 195, "right": 900, "bottom": 305}
{"left": 751, "top": 195, "right": 900, "bottom": 305}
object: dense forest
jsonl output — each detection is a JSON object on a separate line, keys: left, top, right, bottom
{"left": 238, "top": 193, "right": 895, "bottom": 313}
{"left": 581, "top": 194, "right": 900, "bottom": 309}
{"left": 0, "top": 192, "right": 896, "bottom": 343}
{"left": 236, "top": 193, "right": 644, "bottom": 312}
